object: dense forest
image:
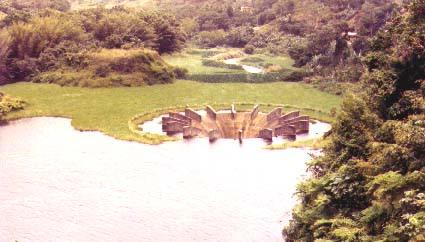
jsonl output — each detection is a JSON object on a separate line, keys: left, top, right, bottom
{"left": 284, "top": 1, "right": 425, "bottom": 241}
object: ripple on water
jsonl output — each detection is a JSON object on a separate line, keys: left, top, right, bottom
{"left": 0, "top": 117, "right": 324, "bottom": 242}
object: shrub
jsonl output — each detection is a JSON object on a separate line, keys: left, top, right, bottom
{"left": 173, "top": 67, "right": 188, "bottom": 79}
{"left": 201, "top": 59, "right": 243, "bottom": 70}
{"left": 0, "top": 92, "right": 25, "bottom": 119}
{"left": 244, "top": 45, "right": 255, "bottom": 54}
{"left": 226, "top": 26, "right": 255, "bottom": 48}
{"left": 95, "top": 65, "right": 111, "bottom": 77}
{"left": 284, "top": 70, "right": 311, "bottom": 82}
{"left": 8, "top": 57, "right": 39, "bottom": 81}
{"left": 187, "top": 69, "right": 295, "bottom": 83}
{"left": 195, "top": 30, "right": 227, "bottom": 48}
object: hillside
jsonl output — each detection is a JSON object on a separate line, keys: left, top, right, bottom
{"left": 152, "top": 0, "right": 399, "bottom": 94}
{"left": 69, "top": 0, "right": 156, "bottom": 10}
{"left": 284, "top": 1, "right": 425, "bottom": 241}
{"left": 0, "top": 6, "right": 186, "bottom": 87}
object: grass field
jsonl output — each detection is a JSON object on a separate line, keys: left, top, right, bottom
{"left": 0, "top": 80, "right": 341, "bottom": 144}
{"left": 163, "top": 48, "right": 297, "bottom": 75}
{"left": 163, "top": 48, "right": 246, "bottom": 75}
{"left": 163, "top": 52, "right": 243, "bottom": 75}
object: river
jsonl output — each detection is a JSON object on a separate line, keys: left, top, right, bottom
{"left": 0, "top": 117, "right": 324, "bottom": 242}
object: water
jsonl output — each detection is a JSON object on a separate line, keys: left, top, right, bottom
{"left": 223, "top": 58, "right": 264, "bottom": 74}
{"left": 0, "top": 117, "right": 321, "bottom": 242}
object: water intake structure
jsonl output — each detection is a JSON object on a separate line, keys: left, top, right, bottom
{"left": 161, "top": 105, "right": 310, "bottom": 143}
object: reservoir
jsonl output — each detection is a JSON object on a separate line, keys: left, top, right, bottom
{"left": 0, "top": 117, "right": 327, "bottom": 242}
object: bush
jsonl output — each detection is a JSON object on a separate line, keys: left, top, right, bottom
{"left": 95, "top": 65, "right": 111, "bottom": 77}
{"left": 0, "top": 92, "right": 25, "bottom": 119}
{"left": 173, "top": 67, "right": 188, "bottom": 79}
{"left": 187, "top": 69, "right": 295, "bottom": 83}
{"left": 226, "top": 26, "right": 255, "bottom": 48}
{"left": 195, "top": 30, "right": 227, "bottom": 48}
{"left": 284, "top": 70, "right": 312, "bottom": 82}
{"left": 8, "top": 57, "right": 39, "bottom": 81}
{"left": 201, "top": 59, "right": 243, "bottom": 70}
{"left": 244, "top": 45, "right": 255, "bottom": 54}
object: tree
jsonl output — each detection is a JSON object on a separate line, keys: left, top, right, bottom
{"left": 284, "top": 1, "right": 425, "bottom": 241}
{"left": 0, "top": 31, "right": 10, "bottom": 84}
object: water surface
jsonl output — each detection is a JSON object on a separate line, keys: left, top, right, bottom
{"left": 223, "top": 58, "right": 264, "bottom": 74}
{"left": 0, "top": 117, "right": 318, "bottom": 242}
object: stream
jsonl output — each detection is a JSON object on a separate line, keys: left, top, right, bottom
{"left": 223, "top": 58, "right": 264, "bottom": 74}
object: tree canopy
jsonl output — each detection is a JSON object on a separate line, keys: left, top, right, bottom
{"left": 0, "top": 6, "right": 186, "bottom": 85}
{"left": 284, "top": 1, "right": 425, "bottom": 241}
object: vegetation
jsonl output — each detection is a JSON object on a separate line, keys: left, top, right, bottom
{"left": 0, "top": 92, "right": 24, "bottom": 120}
{"left": 0, "top": 80, "right": 341, "bottom": 144}
{"left": 0, "top": 0, "right": 423, "bottom": 241}
{"left": 163, "top": 48, "right": 305, "bottom": 83}
{"left": 69, "top": 0, "right": 156, "bottom": 10}
{"left": 0, "top": 5, "right": 186, "bottom": 86}
{"left": 284, "top": 2, "right": 425, "bottom": 241}
{"left": 150, "top": 0, "right": 403, "bottom": 94}
{"left": 266, "top": 137, "right": 330, "bottom": 150}
{"left": 33, "top": 48, "right": 177, "bottom": 87}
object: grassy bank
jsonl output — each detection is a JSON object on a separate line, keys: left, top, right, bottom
{"left": 266, "top": 137, "right": 330, "bottom": 150}
{"left": 0, "top": 80, "right": 341, "bottom": 144}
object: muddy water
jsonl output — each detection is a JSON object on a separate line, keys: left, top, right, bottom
{"left": 0, "top": 117, "right": 322, "bottom": 242}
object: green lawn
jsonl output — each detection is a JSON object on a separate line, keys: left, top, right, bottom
{"left": 0, "top": 81, "right": 342, "bottom": 144}
{"left": 163, "top": 50, "right": 243, "bottom": 75}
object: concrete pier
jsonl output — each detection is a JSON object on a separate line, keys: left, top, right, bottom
{"left": 209, "top": 129, "right": 220, "bottom": 142}
{"left": 251, "top": 105, "right": 260, "bottom": 120}
{"left": 206, "top": 105, "right": 217, "bottom": 120}
{"left": 231, "top": 104, "right": 236, "bottom": 120}
{"left": 279, "top": 111, "right": 300, "bottom": 123}
{"left": 259, "top": 129, "right": 273, "bottom": 141}
{"left": 238, "top": 130, "right": 243, "bottom": 143}
{"left": 185, "top": 108, "right": 202, "bottom": 122}
{"left": 169, "top": 112, "right": 192, "bottom": 124}
{"left": 267, "top": 107, "right": 282, "bottom": 122}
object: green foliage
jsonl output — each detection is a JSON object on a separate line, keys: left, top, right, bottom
{"left": 244, "top": 44, "right": 255, "bottom": 54}
{"left": 0, "top": 92, "right": 24, "bottom": 119}
{"left": 172, "top": 67, "right": 188, "bottom": 79}
{"left": 0, "top": 7, "right": 186, "bottom": 85}
{"left": 225, "top": 26, "right": 255, "bottom": 48}
{"left": 284, "top": 2, "right": 425, "bottom": 241}
{"left": 32, "top": 49, "right": 176, "bottom": 87}
{"left": 186, "top": 70, "right": 301, "bottom": 83}
{"left": 195, "top": 30, "right": 227, "bottom": 48}
{"left": 201, "top": 59, "right": 243, "bottom": 70}
{"left": 367, "top": 172, "right": 406, "bottom": 199}
{"left": 163, "top": 47, "right": 302, "bottom": 83}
